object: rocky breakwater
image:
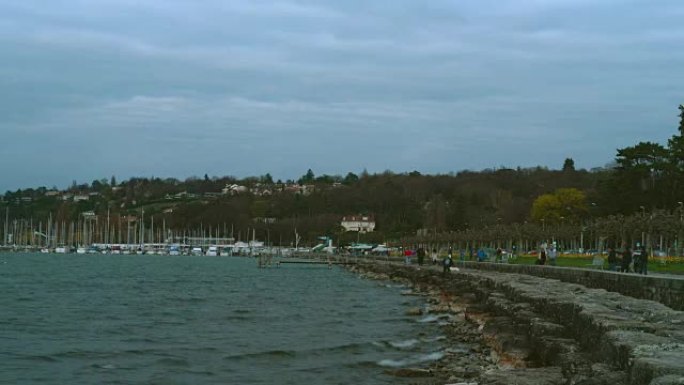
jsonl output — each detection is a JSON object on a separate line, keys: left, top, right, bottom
{"left": 349, "top": 263, "right": 684, "bottom": 385}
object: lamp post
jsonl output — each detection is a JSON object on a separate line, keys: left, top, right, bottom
{"left": 589, "top": 202, "right": 598, "bottom": 252}
{"left": 678, "top": 202, "right": 683, "bottom": 257}
{"left": 558, "top": 216, "right": 564, "bottom": 250}
{"left": 3, "top": 205, "right": 8, "bottom": 247}
{"left": 640, "top": 206, "right": 646, "bottom": 246}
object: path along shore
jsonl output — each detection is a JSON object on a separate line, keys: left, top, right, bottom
{"left": 347, "top": 261, "right": 684, "bottom": 385}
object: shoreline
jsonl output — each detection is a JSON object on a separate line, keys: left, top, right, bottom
{"left": 349, "top": 262, "right": 684, "bottom": 385}
{"left": 351, "top": 264, "right": 504, "bottom": 385}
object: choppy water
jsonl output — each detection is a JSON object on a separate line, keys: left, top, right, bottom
{"left": 0, "top": 254, "right": 444, "bottom": 384}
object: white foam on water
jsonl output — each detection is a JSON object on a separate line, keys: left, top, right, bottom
{"left": 417, "top": 315, "right": 441, "bottom": 323}
{"left": 377, "top": 351, "right": 445, "bottom": 367}
{"left": 389, "top": 339, "right": 419, "bottom": 349}
{"left": 423, "top": 335, "right": 447, "bottom": 342}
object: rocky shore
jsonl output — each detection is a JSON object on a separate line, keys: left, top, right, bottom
{"left": 348, "top": 263, "right": 684, "bottom": 385}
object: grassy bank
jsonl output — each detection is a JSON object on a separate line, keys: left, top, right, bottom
{"left": 507, "top": 255, "right": 684, "bottom": 275}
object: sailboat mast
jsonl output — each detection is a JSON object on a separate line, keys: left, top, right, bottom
{"left": 4, "top": 206, "right": 8, "bottom": 246}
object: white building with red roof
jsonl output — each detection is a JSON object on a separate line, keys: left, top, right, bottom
{"left": 341, "top": 215, "right": 376, "bottom": 233}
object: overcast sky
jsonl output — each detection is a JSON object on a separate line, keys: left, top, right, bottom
{"left": 1, "top": 0, "right": 683, "bottom": 191}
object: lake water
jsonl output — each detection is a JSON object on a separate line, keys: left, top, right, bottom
{"left": 0, "top": 254, "right": 444, "bottom": 384}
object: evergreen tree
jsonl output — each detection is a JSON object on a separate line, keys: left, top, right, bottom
{"left": 343, "top": 172, "right": 359, "bottom": 185}
{"left": 298, "top": 169, "right": 315, "bottom": 184}
{"left": 562, "top": 158, "right": 575, "bottom": 172}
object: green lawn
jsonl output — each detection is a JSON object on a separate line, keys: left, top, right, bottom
{"left": 508, "top": 256, "right": 684, "bottom": 275}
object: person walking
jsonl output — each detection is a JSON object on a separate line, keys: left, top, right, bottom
{"left": 537, "top": 247, "right": 547, "bottom": 265}
{"left": 638, "top": 244, "right": 648, "bottom": 275}
{"left": 607, "top": 246, "right": 618, "bottom": 271}
{"left": 417, "top": 246, "right": 425, "bottom": 266}
{"left": 633, "top": 243, "right": 642, "bottom": 273}
{"left": 442, "top": 253, "right": 453, "bottom": 276}
{"left": 621, "top": 246, "right": 632, "bottom": 273}
{"left": 431, "top": 248, "right": 438, "bottom": 265}
{"left": 477, "top": 248, "right": 486, "bottom": 262}
{"left": 548, "top": 246, "right": 557, "bottom": 266}
{"left": 404, "top": 248, "right": 412, "bottom": 265}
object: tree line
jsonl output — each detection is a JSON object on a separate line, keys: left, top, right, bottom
{"left": 2, "top": 105, "right": 683, "bottom": 249}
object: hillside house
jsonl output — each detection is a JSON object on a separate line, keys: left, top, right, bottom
{"left": 341, "top": 215, "right": 376, "bottom": 233}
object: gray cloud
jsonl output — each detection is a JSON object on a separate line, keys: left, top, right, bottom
{"left": 1, "top": 0, "right": 683, "bottom": 191}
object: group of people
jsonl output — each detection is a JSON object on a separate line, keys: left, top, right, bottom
{"left": 607, "top": 244, "right": 648, "bottom": 274}
{"left": 402, "top": 245, "right": 455, "bottom": 275}
{"left": 404, "top": 243, "right": 650, "bottom": 276}
{"left": 403, "top": 246, "right": 434, "bottom": 266}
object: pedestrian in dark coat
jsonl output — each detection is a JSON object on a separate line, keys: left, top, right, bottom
{"left": 621, "top": 247, "right": 632, "bottom": 273}
{"left": 537, "top": 248, "right": 547, "bottom": 265}
{"left": 638, "top": 244, "right": 648, "bottom": 275}
{"left": 442, "top": 254, "right": 452, "bottom": 275}
{"left": 607, "top": 247, "right": 618, "bottom": 271}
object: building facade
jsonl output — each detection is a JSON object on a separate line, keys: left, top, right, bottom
{"left": 341, "top": 215, "right": 376, "bottom": 233}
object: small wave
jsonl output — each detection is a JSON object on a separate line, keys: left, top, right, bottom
{"left": 121, "top": 337, "right": 157, "bottom": 344}
{"left": 389, "top": 339, "right": 419, "bottom": 349}
{"left": 179, "top": 346, "right": 219, "bottom": 353}
{"left": 18, "top": 354, "right": 59, "bottom": 363}
{"left": 377, "top": 351, "right": 445, "bottom": 368}
{"left": 308, "top": 342, "right": 370, "bottom": 354}
{"left": 384, "top": 284, "right": 405, "bottom": 289}
{"left": 375, "top": 335, "right": 446, "bottom": 351}
{"left": 171, "top": 296, "right": 207, "bottom": 303}
{"left": 223, "top": 349, "right": 296, "bottom": 361}
{"left": 417, "top": 314, "right": 443, "bottom": 323}
{"left": 423, "top": 335, "right": 447, "bottom": 342}
{"left": 371, "top": 341, "right": 386, "bottom": 349}
{"left": 92, "top": 363, "right": 117, "bottom": 370}
{"left": 122, "top": 348, "right": 159, "bottom": 356}
{"left": 156, "top": 357, "right": 190, "bottom": 367}
{"left": 53, "top": 350, "right": 114, "bottom": 359}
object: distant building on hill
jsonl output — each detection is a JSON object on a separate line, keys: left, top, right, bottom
{"left": 341, "top": 215, "right": 376, "bottom": 233}
{"left": 222, "top": 184, "right": 248, "bottom": 195}
{"left": 73, "top": 194, "right": 90, "bottom": 202}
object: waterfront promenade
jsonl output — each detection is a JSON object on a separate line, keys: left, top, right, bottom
{"left": 293, "top": 253, "right": 684, "bottom": 384}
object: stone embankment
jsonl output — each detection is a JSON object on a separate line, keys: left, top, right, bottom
{"left": 349, "top": 263, "right": 684, "bottom": 385}
{"left": 457, "top": 262, "right": 684, "bottom": 311}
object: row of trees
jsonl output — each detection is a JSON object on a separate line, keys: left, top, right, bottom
{"left": 404, "top": 209, "right": 684, "bottom": 255}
